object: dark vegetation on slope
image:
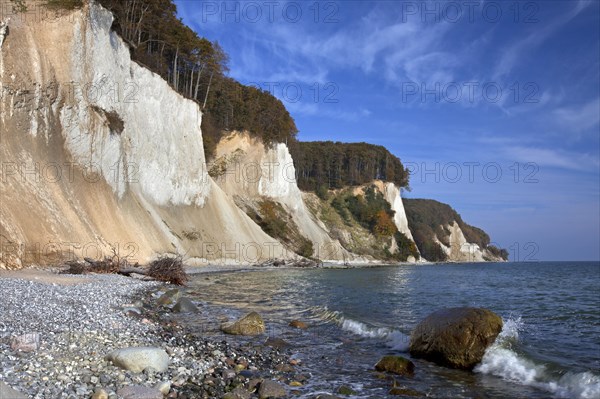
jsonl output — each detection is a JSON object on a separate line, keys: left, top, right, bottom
{"left": 289, "top": 141, "right": 410, "bottom": 192}
{"left": 246, "top": 200, "right": 314, "bottom": 259}
{"left": 329, "top": 186, "right": 419, "bottom": 261}
{"left": 404, "top": 199, "right": 508, "bottom": 261}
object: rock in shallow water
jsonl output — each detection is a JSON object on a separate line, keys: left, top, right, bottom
{"left": 289, "top": 320, "right": 308, "bottom": 329}
{"left": 157, "top": 289, "right": 181, "bottom": 306}
{"left": 374, "top": 356, "right": 415, "bottom": 376}
{"left": 409, "top": 307, "right": 503, "bottom": 370}
{"left": 172, "top": 297, "right": 198, "bottom": 313}
{"left": 106, "top": 347, "right": 170, "bottom": 373}
{"left": 221, "top": 312, "right": 265, "bottom": 336}
{"left": 388, "top": 386, "right": 424, "bottom": 396}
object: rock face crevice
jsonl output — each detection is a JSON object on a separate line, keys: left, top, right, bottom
{"left": 0, "top": 4, "right": 286, "bottom": 268}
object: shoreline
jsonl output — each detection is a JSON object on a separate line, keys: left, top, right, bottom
{"left": 0, "top": 269, "right": 308, "bottom": 399}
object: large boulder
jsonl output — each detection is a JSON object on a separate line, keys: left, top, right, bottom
{"left": 409, "top": 307, "right": 502, "bottom": 370}
{"left": 106, "top": 347, "right": 170, "bottom": 373}
{"left": 221, "top": 312, "right": 266, "bottom": 336}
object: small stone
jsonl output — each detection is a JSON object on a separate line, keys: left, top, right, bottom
{"left": 172, "top": 297, "right": 199, "bottom": 313}
{"left": 275, "top": 363, "right": 294, "bottom": 372}
{"left": 223, "top": 386, "right": 252, "bottom": 399}
{"left": 258, "top": 380, "right": 286, "bottom": 399}
{"left": 221, "top": 312, "right": 265, "bottom": 336}
{"left": 155, "top": 381, "right": 171, "bottom": 395}
{"left": 374, "top": 356, "right": 415, "bottom": 377}
{"left": 10, "top": 333, "right": 40, "bottom": 352}
{"left": 91, "top": 388, "right": 109, "bottom": 399}
{"left": 234, "top": 364, "right": 246, "bottom": 372}
{"left": 264, "top": 337, "right": 290, "bottom": 349}
{"left": 337, "top": 385, "right": 355, "bottom": 395}
{"left": 289, "top": 381, "right": 302, "bottom": 387}
{"left": 388, "top": 387, "right": 424, "bottom": 396}
{"left": 289, "top": 320, "right": 308, "bottom": 329}
{"left": 106, "top": 347, "right": 170, "bottom": 373}
{"left": 117, "top": 386, "right": 163, "bottom": 399}
{"left": 221, "top": 369, "right": 236, "bottom": 379}
{"left": 157, "top": 289, "right": 181, "bottom": 306}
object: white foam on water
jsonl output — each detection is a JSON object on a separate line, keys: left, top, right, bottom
{"left": 475, "top": 317, "right": 600, "bottom": 399}
{"left": 340, "top": 318, "right": 389, "bottom": 338}
{"left": 312, "top": 306, "right": 410, "bottom": 351}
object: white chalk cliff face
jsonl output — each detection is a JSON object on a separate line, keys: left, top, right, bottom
{"left": 213, "top": 132, "right": 354, "bottom": 262}
{"left": 0, "top": 4, "right": 286, "bottom": 268}
{"left": 434, "top": 222, "right": 501, "bottom": 262}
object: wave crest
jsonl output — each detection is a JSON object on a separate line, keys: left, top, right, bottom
{"left": 475, "top": 317, "right": 600, "bottom": 399}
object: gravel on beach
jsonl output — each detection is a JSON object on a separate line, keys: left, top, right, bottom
{"left": 0, "top": 272, "right": 301, "bottom": 399}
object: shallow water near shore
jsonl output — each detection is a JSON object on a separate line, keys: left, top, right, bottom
{"left": 183, "top": 262, "right": 600, "bottom": 398}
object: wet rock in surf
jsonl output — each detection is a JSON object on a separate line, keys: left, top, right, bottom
{"left": 388, "top": 386, "right": 424, "bottom": 396}
{"left": 157, "top": 289, "right": 181, "bottom": 306}
{"left": 289, "top": 320, "right": 308, "bottom": 329}
{"left": 172, "top": 297, "right": 198, "bottom": 313}
{"left": 409, "top": 307, "right": 502, "bottom": 370}
{"left": 374, "top": 355, "right": 415, "bottom": 376}
{"left": 221, "top": 312, "right": 266, "bottom": 336}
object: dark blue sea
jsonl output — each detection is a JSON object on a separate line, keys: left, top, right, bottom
{"left": 184, "top": 262, "right": 600, "bottom": 398}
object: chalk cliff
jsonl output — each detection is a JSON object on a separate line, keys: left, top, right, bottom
{"left": 0, "top": 3, "right": 286, "bottom": 268}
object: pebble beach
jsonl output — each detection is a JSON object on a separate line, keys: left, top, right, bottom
{"left": 0, "top": 269, "right": 308, "bottom": 399}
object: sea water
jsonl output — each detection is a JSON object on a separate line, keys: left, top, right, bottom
{"left": 184, "top": 262, "right": 600, "bottom": 398}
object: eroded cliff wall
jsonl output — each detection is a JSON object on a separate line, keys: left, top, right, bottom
{"left": 0, "top": 3, "right": 286, "bottom": 268}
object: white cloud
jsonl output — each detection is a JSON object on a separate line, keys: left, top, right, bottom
{"left": 506, "top": 146, "right": 600, "bottom": 172}
{"left": 554, "top": 98, "right": 600, "bottom": 133}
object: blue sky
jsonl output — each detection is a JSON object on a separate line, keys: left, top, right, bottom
{"left": 176, "top": 0, "right": 600, "bottom": 261}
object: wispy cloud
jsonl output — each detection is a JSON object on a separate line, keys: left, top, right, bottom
{"left": 506, "top": 145, "right": 600, "bottom": 172}
{"left": 554, "top": 97, "right": 600, "bottom": 134}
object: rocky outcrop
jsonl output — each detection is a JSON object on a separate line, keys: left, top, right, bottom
{"left": 0, "top": 4, "right": 288, "bottom": 268}
{"left": 409, "top": 307, "right": 503, "bottom": 370}
{"left": 434, "top": 222, "right": 501, "bottom": 262}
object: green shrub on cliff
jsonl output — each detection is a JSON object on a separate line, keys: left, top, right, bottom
{"left": 394, "top": 232, "right": 420, "bottom": 261}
